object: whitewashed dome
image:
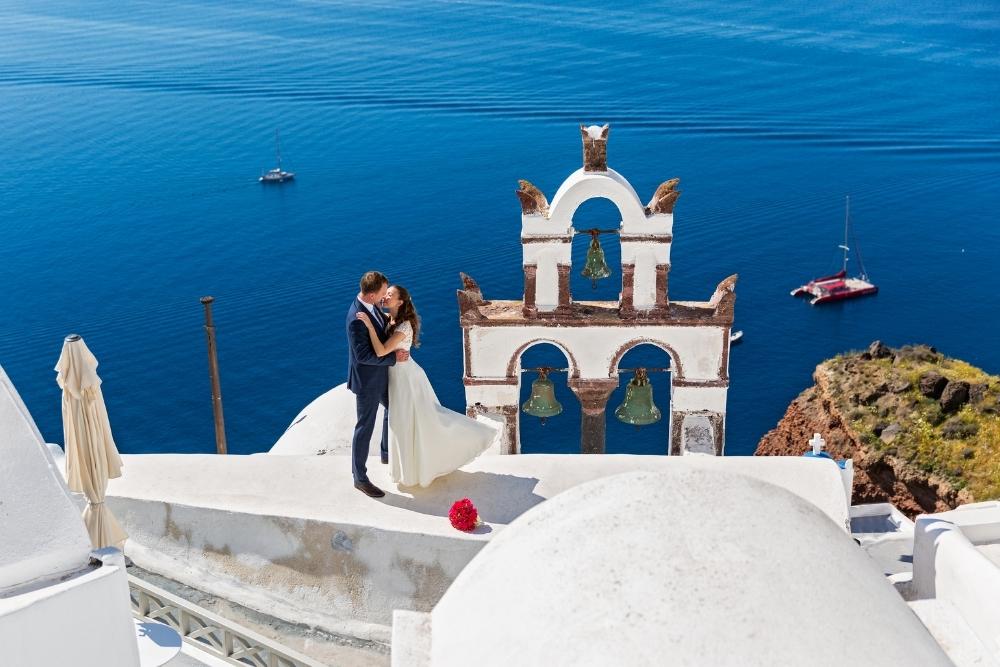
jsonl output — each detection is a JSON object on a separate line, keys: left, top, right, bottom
{"left": 429, "top": 469, "right": 949, "bottom": 666}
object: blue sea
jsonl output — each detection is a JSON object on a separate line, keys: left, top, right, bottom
{"left": 1, "top": 1, "right": 998, "bottom": 457}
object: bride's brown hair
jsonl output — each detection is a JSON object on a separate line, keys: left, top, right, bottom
{"left": 389, "top": 285, "right": 420, "bottom": 348}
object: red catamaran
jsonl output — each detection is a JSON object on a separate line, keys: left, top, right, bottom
{"left": 791, "top": 196, "right": 877, "bottom": 305}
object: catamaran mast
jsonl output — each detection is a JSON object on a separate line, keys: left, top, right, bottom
{"left": 838, "top": 195, "right": 850, "bottom": 274}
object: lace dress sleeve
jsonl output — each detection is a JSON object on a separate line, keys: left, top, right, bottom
{"left": 396, "top": 321, "right": 414, "bottom": 350}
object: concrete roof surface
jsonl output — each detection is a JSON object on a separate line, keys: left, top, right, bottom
{"left": 106, "top": 453, "right": 850, "bottom": 541}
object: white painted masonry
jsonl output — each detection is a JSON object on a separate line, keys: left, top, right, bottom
{"left": 463, "top": 127, "right": 734, "bottom": 455}
{"left": 107, "top": 453, "right": 850, "bottom": 643}
{"left": 520, "top": 167, "right": 671, "bottom": 311}
{"left": 0, "top": 364, "right": 92, "bottom": 592}
{"left": 911, "top": 501, "right": 1000, "bottom": 662}
{"left": 0, "top": 553, "right": 141, "bottom": 667}
{"left": 394, "top": 469, "right": 949, "bottom": 666}
{"left": 0, "top": 364, "right": 143, "bottom": 667}
{"left": 467, "top": 324, "right": 723, "bottom": 380}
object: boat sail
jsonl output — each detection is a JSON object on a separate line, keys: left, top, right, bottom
{"left": 791, "top": 196, "right": 877, "bottom": 305}
{"left": 259, "top": 130, "right": 295, "bottom": 183}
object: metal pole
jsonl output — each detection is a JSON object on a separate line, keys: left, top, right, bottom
{"left": 200, "top": 296, "right": 227, "bottom": 455}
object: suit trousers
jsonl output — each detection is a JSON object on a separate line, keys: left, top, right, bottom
{"left": 352, "top": 385, "right": 390, "bottom": 483}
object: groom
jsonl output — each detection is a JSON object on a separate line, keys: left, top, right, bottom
{"left": 346, "top": 271, "right": 408, "bottom": 498}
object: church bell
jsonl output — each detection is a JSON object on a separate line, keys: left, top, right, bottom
{"left": 615, "top": 368, "right": 661, "bottom": 427}
{"left": 581, "top": 231, "right": 611, "bottom": 288}
{"left": 522, "top": 369, "right": 563, "bottom": 424}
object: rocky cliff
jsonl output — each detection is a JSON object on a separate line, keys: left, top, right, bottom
{"left": 756, "top": 342, "right": 999, "bottom": 517}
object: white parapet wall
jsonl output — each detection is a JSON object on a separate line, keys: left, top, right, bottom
{"left": 103, "top": 453, "right": 849, "bottom": 643}
{"left": 912, "top": 501, "right": 1000, "bottom": 660}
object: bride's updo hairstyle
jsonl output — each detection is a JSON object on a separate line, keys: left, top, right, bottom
{"left": 389, "top": 285, "right": 420, "bottom": 348}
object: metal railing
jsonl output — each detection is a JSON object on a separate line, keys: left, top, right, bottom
{"left": 128, "top": 574, "right": 329, "bottom": 667}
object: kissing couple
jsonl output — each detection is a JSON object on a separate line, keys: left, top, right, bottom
{"left": 346, "top": 271, "right": 498, "bottom": 498}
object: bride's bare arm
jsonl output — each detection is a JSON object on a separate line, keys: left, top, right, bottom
{"left": 356, "top": 312, "right": 406, "bottom": 357}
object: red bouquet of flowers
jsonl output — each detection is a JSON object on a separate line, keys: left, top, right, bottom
{"left": 449, "top": 498, "right": 482, "bottom": 532}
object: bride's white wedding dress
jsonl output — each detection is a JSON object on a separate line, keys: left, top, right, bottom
{"left": 388, "top": 321, "right": 498, "bottom": 487}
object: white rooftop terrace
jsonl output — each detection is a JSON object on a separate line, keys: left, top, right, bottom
{"left": 105, "top": 452, "right": 851, "bottom": 645}
{"left": 7, "top": 359, "right": 1000, "bottom": 665}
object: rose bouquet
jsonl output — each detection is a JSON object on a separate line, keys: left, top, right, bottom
{"left": 449, "top": 498, "right": 482, "bottom": 532}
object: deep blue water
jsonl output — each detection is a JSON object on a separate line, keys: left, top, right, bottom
{"left": 1, "top": 1, "right": 998, "bottom": 456}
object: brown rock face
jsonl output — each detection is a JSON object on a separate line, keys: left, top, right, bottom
{"left": 919, "top": 371, "right": 948, "bottom": 398}
{"left": 756, "top": 365, "right": 966, "bottom": 518}
{"left": 868, "top": 340, "right": 893, "bottom": 359}
{"left": 940, "top": 381, "right": 970, "bottom": 414}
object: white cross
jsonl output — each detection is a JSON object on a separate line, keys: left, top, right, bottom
{"left": 809, "top": 433, "right": 826, "bottom": 456}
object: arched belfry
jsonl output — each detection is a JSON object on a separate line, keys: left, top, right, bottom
{"left": 458, "top": 125, "right": 736, "bottom": 456}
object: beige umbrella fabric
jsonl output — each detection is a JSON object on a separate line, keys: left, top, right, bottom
{"left": 55, "top": 334, "right": 127, "bottom": 549}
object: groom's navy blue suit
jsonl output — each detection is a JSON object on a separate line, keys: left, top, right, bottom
{"left": 346, "top": 297, "right": 396, "bottom": 484}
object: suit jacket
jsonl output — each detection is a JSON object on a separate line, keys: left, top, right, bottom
{"left": 346, "top": 297, "right": 395, "bottom": 395}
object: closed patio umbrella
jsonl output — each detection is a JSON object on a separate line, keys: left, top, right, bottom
{"left": 55, "top": 334, "right": 127, "bottom": 549}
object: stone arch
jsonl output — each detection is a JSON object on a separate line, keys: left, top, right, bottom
{"left": 506, "top": 339, "right": 581, "bottom": 379}
{"left": 547, "top": 169, "right": 647, "bottom": 231}
{"left": 566, "top": 195, "right": 627, "bottom": 232}
{"left": 567, "top": 197, "right": 626, "bottom": 301}
{"left": 609, "top": 339, "right": 684, "bottom": 379}
{"left": 561, "top": 194, "right": 630, "bottom": 232}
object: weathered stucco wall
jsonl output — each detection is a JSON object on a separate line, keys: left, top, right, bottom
{"left": 114, "top": 497, "right": 483, "bottom": 643}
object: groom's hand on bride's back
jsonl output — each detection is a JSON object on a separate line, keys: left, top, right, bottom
{"left": 396, "top": 350, "right": 410, "bottom": 362}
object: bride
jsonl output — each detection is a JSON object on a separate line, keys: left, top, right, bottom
{"left": 356, "top": 285, "right": 498, "bottom": 487}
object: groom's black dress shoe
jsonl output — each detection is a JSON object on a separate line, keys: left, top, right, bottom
{"left": 354, "top": 480, "right": 385, "bottom": 498}
{"left": 381, "top": 456, "right": 389, "bottom": 465}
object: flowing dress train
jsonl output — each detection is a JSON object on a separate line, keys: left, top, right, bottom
{"left": 388, "top": 322, "right": 498, "bottom": 487}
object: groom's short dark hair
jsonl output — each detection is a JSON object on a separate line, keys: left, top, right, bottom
{"left": 360, "top": 271, "right": 389, "bottom": 295}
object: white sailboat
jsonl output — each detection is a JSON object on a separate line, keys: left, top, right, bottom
{"left": 260, "top": 129, "right": 295, "bottom": 183}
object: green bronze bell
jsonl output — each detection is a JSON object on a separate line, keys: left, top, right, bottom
{"left": 581, "top": 232, "right": 611, "bottom": 288}
{"left": 615, "top": 368, "right": 661, "bottom": 427}
{"left": 522, "top": 369, "right": 562, "bottom": 424}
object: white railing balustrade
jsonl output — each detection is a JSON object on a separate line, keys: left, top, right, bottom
{"left": 128, "top": 575, "right": 329, "bottom": 667}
